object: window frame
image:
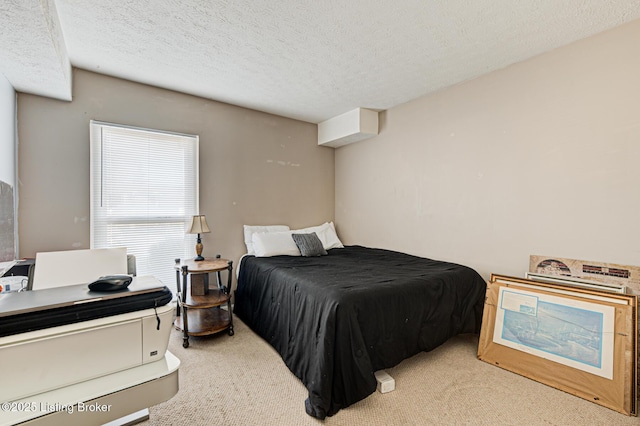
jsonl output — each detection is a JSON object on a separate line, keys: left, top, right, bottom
{"left": 89, "top": 120, "right": 199, "bottom": 290}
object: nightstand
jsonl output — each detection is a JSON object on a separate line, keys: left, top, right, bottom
{"left": 174, "top": 257, "right": 234, "bottom": 348}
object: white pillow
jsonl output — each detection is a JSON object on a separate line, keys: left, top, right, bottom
{"left": 243, "top": 225, "right": 290, "bottom": 255}
{"left": 292, "top": 222, "right": 344, "bottom": 250}
{"left": 324, "top": 222, "right": 344, "bottom": 249}
{"left": 252, "top": 231, "right": 301, "bottom": 257}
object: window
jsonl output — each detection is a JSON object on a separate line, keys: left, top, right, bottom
{"left": 90, "top": 121, "right": 198, "bottom": 291}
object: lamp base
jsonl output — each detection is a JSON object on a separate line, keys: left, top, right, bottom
{"left": 194, "top": 238, "right": 204, "bottom": 261}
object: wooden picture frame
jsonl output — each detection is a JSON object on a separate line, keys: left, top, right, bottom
{"left": 478, "top": 274, "right": 638, "bottom": 416}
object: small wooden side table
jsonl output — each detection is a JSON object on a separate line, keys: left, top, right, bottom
{"left": 174, "top": 257, "right": 234, "bottom": 348}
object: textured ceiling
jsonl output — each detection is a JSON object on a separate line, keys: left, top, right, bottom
{"left": 2, "top": 1, "right": 640, "bottom": 123}
{"left": 0, "top": 0, "right": 71, "bottom": 100}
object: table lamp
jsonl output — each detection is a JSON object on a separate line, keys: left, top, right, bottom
{"left": 188, "top": 215, "right": 210, "bottom": 261}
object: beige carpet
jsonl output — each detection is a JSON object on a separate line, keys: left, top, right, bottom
{"left": 141, "top": 318, "right": 638, "bottom": 425}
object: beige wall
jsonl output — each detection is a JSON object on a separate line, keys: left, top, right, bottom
{"left": 336, "top": 19, "right": 640, "bottom": 282}
{"left": 18, "top": 69, "right": 334, "bottom": 267}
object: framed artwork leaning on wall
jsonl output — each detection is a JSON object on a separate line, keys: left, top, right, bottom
{"left": 478, "top": 274, "right": 638, "bottom": 416}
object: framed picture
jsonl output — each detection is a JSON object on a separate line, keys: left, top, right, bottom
{"left": 478, "top": 274, "right": 638, "bottom": 416}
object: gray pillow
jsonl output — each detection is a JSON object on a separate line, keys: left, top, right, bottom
{"left": 291, "top": 232, "right": 327, "bottom": 257}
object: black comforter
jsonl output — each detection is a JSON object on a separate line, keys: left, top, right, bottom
{"left": 234, "top": 245, "right": 486, "bottom": 419}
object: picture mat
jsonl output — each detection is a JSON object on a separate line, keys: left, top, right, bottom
{"left": 525, "top": 271, "right": 627, "bottom": 293}
{"left": 493, "top": 286, "right": 615, "bottom": 379}
{"left": 495, "top": 278, "right": 630, "bottom": 305}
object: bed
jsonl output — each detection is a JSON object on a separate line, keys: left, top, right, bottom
{"left": 234, "top": 226, "right": 486, "bottom": 419}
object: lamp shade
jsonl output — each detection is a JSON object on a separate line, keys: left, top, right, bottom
{"left": 188, "top": 215, "right": 210, "bottom": 234}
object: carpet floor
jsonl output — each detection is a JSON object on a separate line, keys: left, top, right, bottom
{"left": 141, "top": 317, "right": 638, "bottom": 425}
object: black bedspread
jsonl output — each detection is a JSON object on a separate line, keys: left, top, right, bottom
{"left": 234, "top": 245, "right": 486, "bottom": 419}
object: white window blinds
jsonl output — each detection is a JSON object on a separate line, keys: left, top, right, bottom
{"left": 90, "top": 121, "right": 198, "bottom": 291}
